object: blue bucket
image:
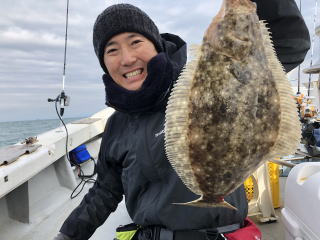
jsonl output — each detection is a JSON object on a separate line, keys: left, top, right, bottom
{"left": 70, "top": 144, "right": 91, "bottom": 164}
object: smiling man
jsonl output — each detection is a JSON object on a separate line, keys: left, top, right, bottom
{"left": 54, "top": 2, "right": 310, "bottom": 240}
{"left": 104, "top": 32, "right": 157, "bottom": 91}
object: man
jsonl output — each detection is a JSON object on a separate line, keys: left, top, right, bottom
{"left": 55, "top": 1, "right": 310, "bottom": 240}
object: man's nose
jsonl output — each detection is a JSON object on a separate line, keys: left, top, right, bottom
{"left": 120, "top": 48, "right": 136, "bottom": 66}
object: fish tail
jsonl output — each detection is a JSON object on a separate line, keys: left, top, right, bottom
{"left": 172, "top": 198, "right": 238, "bottom": 210}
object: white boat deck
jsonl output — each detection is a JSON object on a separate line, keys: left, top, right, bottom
{"left": 250, "top": 176, "right": 287, "bottom": 240}
{"left": 2, "top": 178, "right": 286, "bottom": 240}
{"left": 0, "top": 108, "right": 126, "bottom": 240}
{"left": 251, "top": 209, "right": 284, "bottom": 240}
{"left": 0, "top": 171, "right": 288, "bottom": 240}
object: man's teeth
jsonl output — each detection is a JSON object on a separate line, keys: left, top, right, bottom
{"left": 125, "top": 69, "right": 142, "bottom": 78}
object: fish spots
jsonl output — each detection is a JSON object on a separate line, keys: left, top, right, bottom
{"left": 164, "top": 0, "right": 288, "bottom": 207}
{"left": 193, "top": 133, "right": 200, "bottom": 140}
{"left": 223, "top": 171, "right": 233, "bottom": 183}
{"left": 230, "top": 63, "right": 252, "bottom": 84}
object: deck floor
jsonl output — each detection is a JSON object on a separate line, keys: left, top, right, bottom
{"left": 250, "top": 176, "right": 288, "bottom": 240}
{"left": 2, "top": 174, "right": 288, "bottom": 240}
{"left": 251, "top": 208, "right": 285, "bottom": 240}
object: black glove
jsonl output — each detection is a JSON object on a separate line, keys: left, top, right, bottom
{"left": 53, "top": 232, "right": 72, "bottom": 240}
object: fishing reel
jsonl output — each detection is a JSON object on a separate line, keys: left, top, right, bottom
{"left": 48, "top": 90, "right": 71, "bottom": 116}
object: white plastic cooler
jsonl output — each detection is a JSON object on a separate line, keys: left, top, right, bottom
{"left": 281, "top": 162, "right": 320, "bottom": 240}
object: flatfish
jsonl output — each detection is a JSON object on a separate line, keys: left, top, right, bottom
{"left": 164, "top": 0, "right": 300, "bottom": 209}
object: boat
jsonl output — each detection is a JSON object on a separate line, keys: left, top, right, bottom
{"left": 0, "top": 108, "right": 136, "bottom": 239}
{"left": 1, "top": 110, "right": 318, "bottom": 240}
{"left": 1, "top": 2, "right": 320, "bottom": 240}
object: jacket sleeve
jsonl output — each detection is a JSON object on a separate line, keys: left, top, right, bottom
{"left": 252, "top": 0, "right": 311, "bottom": 72}
{"left": 59, "top": 120, "right": 124, "bottom": 240}
{"left": 54, "top": 232, "right": 71, "bottom": 240}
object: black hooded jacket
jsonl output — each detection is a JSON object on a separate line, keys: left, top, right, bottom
{"left": 59, "top": 1, "right": 310, "bottom": 239}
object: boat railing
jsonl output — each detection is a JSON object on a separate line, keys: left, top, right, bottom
{"left": 0, "top": 108, "right": 114, "bottom": 225}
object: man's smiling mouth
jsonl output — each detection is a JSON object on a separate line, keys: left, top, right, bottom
{"left": 124, "top": 69, "right": 143, "bottom": 78}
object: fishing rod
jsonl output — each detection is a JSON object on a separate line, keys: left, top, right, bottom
{"left": 297, "top": 0, "right": 302, "bottom": 95}
{"left": 48, "top": 0, "right": 97, "bottom": 199}
{"left": 307, "top": 0, "right": 318, "bottom": 96}
{"left": 48, "top": 0, "right": 71, "bottom": 116}
{"left": 60, "top": 0, "right": 71, "bottom": 116}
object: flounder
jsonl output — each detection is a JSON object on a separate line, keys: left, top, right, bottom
{"left": 164, "top": 0, "right": 300, "bottom": 209}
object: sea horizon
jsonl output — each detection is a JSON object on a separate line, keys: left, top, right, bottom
{"left": 0, "top": 117, "right": 83, "bottom": 148}
{"left": 0, "top": 116, "right": 87, "bottom": 124}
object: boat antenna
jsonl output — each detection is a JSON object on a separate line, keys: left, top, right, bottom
{"left": 307, "top": 0, "right": 318, "bottom": 96}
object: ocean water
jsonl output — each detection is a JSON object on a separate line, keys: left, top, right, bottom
{"left": 0, "top": 118, "right": 81, "bottom": 148}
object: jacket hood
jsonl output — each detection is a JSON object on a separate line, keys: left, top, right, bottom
{"left": 161, "top": 33, "right": 187, "bottom": 82}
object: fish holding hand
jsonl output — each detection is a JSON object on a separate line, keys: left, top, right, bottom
{"left": 164, "top": 0, "right": 300, "bottom": 210}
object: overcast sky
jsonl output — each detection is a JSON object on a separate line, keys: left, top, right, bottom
{"left": 0, "top": 0, "right": 318, "bottom": 122}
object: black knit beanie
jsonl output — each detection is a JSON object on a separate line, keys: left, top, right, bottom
{"left": 93, "top": 4, "right": 164, "bottom": 73}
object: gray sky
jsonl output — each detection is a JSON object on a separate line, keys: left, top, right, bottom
{"left": 0, "top": 0, "right": 318, "bottom": 122}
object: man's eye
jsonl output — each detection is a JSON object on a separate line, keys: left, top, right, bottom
{"left": 106, "top": 48, "right": 117, "bottom": 54}
{"left": 132, "top": 39, "right": 143, "bottom": 45}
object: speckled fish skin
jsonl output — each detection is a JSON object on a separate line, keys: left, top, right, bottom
{"left": 188, "top": 0, "right": 279, "bottom": 207}
{"left": 165, "top": 0, "right": 300, "bottom": 209}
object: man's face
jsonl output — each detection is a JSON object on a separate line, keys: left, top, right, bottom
{"left": 103, "top": 32, "right": 158, "bottom": 91}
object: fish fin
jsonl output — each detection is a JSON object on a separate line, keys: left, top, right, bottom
{"left": 172, "top": 198, "right": 238, "bottom": 210}
{"left": 165, "top": 44, "right": 202, "bottom": 195}
{"left": 259, "top": 21, "right": 301, "bottom": 158}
